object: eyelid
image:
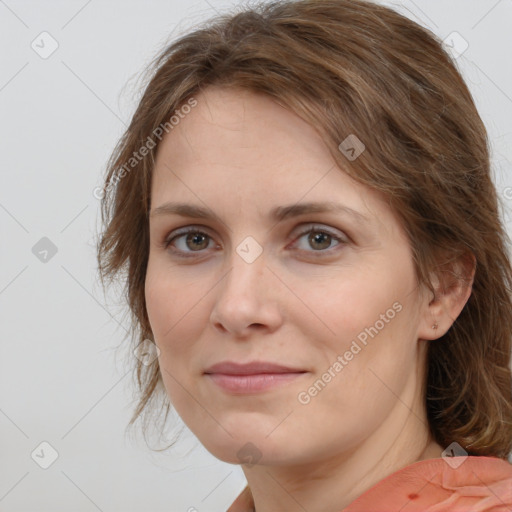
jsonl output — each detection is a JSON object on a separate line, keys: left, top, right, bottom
{"left": 290, "top": 223, "right": 348, "bottom": 244}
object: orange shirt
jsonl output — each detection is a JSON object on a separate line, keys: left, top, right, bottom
{"left": 227, "top": 456, "right": 512, "bottom": 511}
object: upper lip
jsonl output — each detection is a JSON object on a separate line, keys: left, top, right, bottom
{"left": 204, "top": 361, "right": 307, "bottom": 375}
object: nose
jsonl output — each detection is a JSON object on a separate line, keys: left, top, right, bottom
{"left": 209, "top": 246, "right": 283, "bottom": 338}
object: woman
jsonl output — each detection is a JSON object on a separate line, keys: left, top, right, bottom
{"left": 96, "top": 0, "right": 512, "bottom": 510}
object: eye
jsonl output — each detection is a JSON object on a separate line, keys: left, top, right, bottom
{"left": 161, "top": 224, "right": 347, "bottom": 259}
{"left": 290, "top": 225, "right": 347, "bottom": 255}
{"left": 163, "top": 226, "right": 216, "bottom": 257}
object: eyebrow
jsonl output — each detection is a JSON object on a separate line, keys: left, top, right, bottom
{"left": 150, "top": 201, "right": 371, "bottom": 225}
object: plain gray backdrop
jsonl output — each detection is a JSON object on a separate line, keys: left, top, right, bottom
{"left": 1, "top": 0, "right": 512, "bottom": 511}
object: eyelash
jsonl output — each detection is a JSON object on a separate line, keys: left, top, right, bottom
{"left": 161, "top": 224, "right": 348, "bottom": 259}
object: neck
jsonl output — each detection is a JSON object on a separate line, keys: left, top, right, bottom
{"left": 241, "top": 376, "right": 443, "bottom": 512}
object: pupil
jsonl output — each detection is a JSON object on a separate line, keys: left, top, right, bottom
{"left": 188, "top": 232, "right": 207, "bottom": 251}
{"left": 310, "top": 232, "right": 330, "bottom": 250}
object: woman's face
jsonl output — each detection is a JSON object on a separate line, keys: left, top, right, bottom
{"left": 145, "top": 85, "right": 433, "bottom": 466}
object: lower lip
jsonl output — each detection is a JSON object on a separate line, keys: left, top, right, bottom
{"left": 205, "top": 372, "right": 306, "bottom": 393}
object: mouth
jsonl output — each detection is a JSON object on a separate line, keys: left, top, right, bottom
{"left": 203, "top": 360, "right": 308, "bottom": 393}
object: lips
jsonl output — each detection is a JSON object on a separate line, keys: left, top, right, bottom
{"left": 204, "top": 361, "right": 307, "bottom": 375}
{"left": 204, "top": 361, "right": 308, "bottom": 393}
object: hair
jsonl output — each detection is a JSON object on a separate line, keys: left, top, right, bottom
{"left": 96, "top": 0, "right": 512, "bottom": 458}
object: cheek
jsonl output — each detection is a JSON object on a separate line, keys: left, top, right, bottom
{"left": 144, "top": 264, "right": 209, "bottom": 394}
{"left": 288, "top": 268, "right": 402, "bottom": 350}
{"left": 288, "top": 305, "right": 417, "bottom": 458}
{"left": 145, "top": 259, "right": 209, "bottom": 341}
{"left": 290, "top": 266, "right": 417, "bottom": 403}
{"left": 144, "top": 269, "right": 201, "bottom": 412}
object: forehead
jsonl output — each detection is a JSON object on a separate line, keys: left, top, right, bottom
{"left": 150, "top": 86, "right": 395, "bottom": 233}
{"left": 156, "top": 85, "right": 330, "bottom": 173}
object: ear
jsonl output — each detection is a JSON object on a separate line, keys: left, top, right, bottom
{"left": 417, "top": 251, "right": 476, "bottom": 341}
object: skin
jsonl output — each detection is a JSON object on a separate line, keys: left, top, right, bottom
{"left": 144, "top": 85, "right": 473, "bottom": 512}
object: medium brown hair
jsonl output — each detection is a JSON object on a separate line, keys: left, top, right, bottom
{"left": 97, "top": 0, "right": 512, "bottom": 457}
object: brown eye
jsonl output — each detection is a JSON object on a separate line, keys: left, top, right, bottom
{"left": 308, "top": 231, "right": 333, "bottom": 250}
{"left": 164, "top": 227, "right": 214, "bottom": 256}
{"left": 292, "top": 225, "right": 346, "bottom": 255}
{"left": 184, "top": 232, "right": 210, "bottom": 251}
{"left": 163, "top": 224, "right": 347, "bottom": 260}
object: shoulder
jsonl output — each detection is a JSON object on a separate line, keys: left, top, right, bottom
{"left": 227, "top": 457, "right": 512, "bottom": 512}
{"left": 343, "top": 456, "right": 512, "bottom": 512}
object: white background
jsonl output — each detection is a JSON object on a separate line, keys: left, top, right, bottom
{"left": 1, "top": 1, "right": 511, "bottom": 511}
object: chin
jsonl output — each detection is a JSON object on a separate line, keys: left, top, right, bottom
{"left": 195, "top": 427, "right": 283, "bottom": 466}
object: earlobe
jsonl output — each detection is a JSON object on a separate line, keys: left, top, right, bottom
{"left": 418, "top": 251, "right": 476, "bottom": 341}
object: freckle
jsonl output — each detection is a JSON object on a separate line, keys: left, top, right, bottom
{"left": 408, "top": 493, "right": 419, "bottom": 500}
